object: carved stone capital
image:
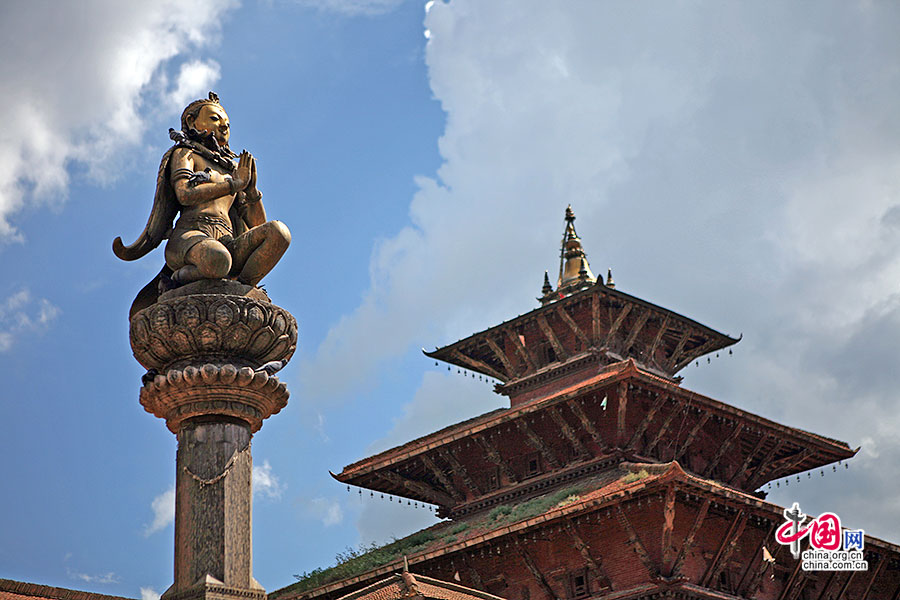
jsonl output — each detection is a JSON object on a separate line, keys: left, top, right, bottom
{"left": 140, "top": 363, "right": 289, "bottom": 433}
{"left": 129, "top": 282, "right": 297, "bottom": 372}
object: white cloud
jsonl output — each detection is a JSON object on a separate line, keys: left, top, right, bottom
{"left": 0, "top": 288, "right": 60, "bottom": 351}
{"left": 305, "top": 497, "right": 345, "bottom": 527}
{"left": 314, "top": 412, "right": 330, "bottom": 443}
{"left": 0, "top": 0, "right": 237, "bottom": 240}
{"left": 253, "top": 459, "right": 284, "bottom": 500}
{"left": 144, "top": 486, "right": 175, "bottom": 536}
{"left": 367, "top": 371, "right": 503, "bottom": 455}
{"left": 140, "top": 588, "right": 161, "bottom": 600}
{"left": 302, "top": 0, "right": 900, "bottom": 543}
{"left": 67, "top": 570, "right": 120, "bottom": 585}
{"left": 291, "top": 0, "right": 405, "bottom": 16}
{"left": 167, "top": 60, "right": 223, "bottom": 111}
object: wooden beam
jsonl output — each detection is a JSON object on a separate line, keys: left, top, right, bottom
{"left": 671, "top": 497, "right": 711, "bottom": 577}
{"left": 627, "top": 393, "right": 669, "bottom": 451}
{"left": 666, "top": 329, "right": 691, "bottom": 372}
{"left": 438, "top": 448, "right": 482, "bottom": 497}
{"left": 777, "top": 560, "right": 804, "bottom": 600}
{"left": 672, "top": 412, "right": 711, "bottom": 464}
{"left": 646, "top": 315, "right": 670, "bottom": 366}
{"left": 616, "top": 382, "right": 628, "bottom": 448}
{"left": 729, "top": 433, "right": 772, "bottom": 486}
{"left": 448, "top": 348, "right": 506, "bottom": 382}
{"left": 816, "top": 570, "right": 839, "bottom": 600}
{"left": 591, "top": 292, "right": 601, "bottom": 344}
{"left": 701, "top": 510, "right": 747, "bottom": 587}
{"left": 745, "top": 439, "right": 785, "bottom": 490}
{"left": 556, "top": 304, "right": 591, "bottom": 350}
{"left": 742, "top": 540, "right": 783, "bottom": 598}
{"left": 785, "top": 574, "right": 808, "bottom": 600}
{"left": 861, "top": 555, "right": 884, "bottom": 600}
{"left": 514, "top": 537, "right": 556, "bottom": 600}
{"left": 672, "top": 336, "right": 721, "bottom": 372}
{"left": 563, "top": 518, "right": 611, "bottom": 589}
{"left": 661, "top": 485, "right": 676, "bottom": 576}
{"left": 834, "top": 571, "right": 856, "bottom": 599}
{"left": 536, "top": 313, "right": 568, "bottom": 362}
{"left": 484, "top": 335, "right": 517, "bottom": 380}
{"left": 891, "top": 579, "right": 900, "bottom": 600}
{"left": 645, "top": 402, "right": 684, "bottom": 459}
{"left": 516, "top": 419, "right": 561, "bottom": 469}
{"left": 475, "top": 434, "right": 518, "bottom": 484}
{"left": 567, "top": 398, "right": 606, "bottom": 450}
{"left": 605, "top": 304, "right": 632, "bottom": 347}
{"left": 375, "top": 470, "right": 455, "bottom": 507}
{"left": 621, "top": 308, "right": 651, "bottom": 354}
{"left": 701, "top": 422, "right": 745, "bottom": 479}
{"left": 421, "top": 454, "right": 464, "bottom": 502}
{"left": 764, "top": 448, "right": 814, "bottom": 482}
{"left": 616, "top": 504, "right": 657, "bottom": 577}
{"left": 549, "top": 406, "right": 590, "bottom": 458}
{"left": 735, "top": 520, "right": 777, "bottom": 594}
{"left": 505, "top": 327, "right": 537, "bottom": 373}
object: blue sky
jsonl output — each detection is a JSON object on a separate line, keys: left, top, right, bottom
{"left": 3, "top": 1, "right": 900, "bottom": 598}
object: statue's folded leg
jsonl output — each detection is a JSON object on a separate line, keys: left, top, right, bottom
{"left": 229, "top": 221, "right": 291, "bottom": 286}
{"left": 167, "top": 228, "right": 233, "bottom": 284}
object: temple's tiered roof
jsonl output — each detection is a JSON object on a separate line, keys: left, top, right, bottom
{"left": 334, "top": 359, "right": 855, "bottom": 514}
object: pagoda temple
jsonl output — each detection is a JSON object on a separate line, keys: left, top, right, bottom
{"left": 273, "top": 207, "right": 900, "bottom": 600}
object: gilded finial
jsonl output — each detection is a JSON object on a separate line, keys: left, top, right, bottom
{"left": 557, "top": 206, "right": 596, "bottom": 290}
{"left": 606, "top": 268, "right": 615, "bottom": 289}
{"left": 578, "top": 257, "right": 589, "bottom": 281}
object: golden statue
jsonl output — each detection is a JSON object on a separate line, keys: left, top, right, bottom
{"left": 114, "top": 92, "right": 290, "bottom": 314}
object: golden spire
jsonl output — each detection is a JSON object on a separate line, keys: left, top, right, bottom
{"left": 557, "top": 205, "right": 596, "bottom": 290}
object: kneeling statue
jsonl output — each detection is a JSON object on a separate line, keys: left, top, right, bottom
{"left": 113, "top": 92, "right": 291, "bottom": 315}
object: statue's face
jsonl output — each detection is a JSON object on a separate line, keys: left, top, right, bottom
{"left": 190, "top": 104, "right": 230, "bottom": 146}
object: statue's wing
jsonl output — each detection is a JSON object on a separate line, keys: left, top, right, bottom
{"left": 112, "top": 147, "right": 180, "bottom": 261}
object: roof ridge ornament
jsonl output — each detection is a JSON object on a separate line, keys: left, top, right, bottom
{"left": 541, "top": 206, "right": 598, "bottom": 304}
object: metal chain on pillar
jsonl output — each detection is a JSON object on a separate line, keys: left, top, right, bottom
{"left": 183, "top": 442, "right": 252, "bottom": 488}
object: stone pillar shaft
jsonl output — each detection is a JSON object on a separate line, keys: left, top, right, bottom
{"left": 175, "top": 420, "right": 253, "bottom": 590}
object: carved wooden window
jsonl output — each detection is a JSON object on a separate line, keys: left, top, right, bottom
{"left": 541, "top": 342, "right": 556, "bottom": 364}
{"left": 477, "top": 467, "right": 500, "bottom": 492}
{"left": 524, "top": 452, "right": 542, "bottom": 478}
{"left": 569, "top": 569, "right": 589, "bottom": 599}
{"left": 718, "top": 570, "right": 732, "bottom": 593}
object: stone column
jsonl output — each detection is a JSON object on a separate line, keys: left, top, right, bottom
{"left": 130, "top": 280, "right": 296, "bottom": 600}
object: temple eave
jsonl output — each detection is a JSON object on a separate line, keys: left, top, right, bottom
{"left": 425, "top": 284, "right": 739, "bottom": 384}
{"left": 275, "top": 461, "right": 900, "bottom": 600}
